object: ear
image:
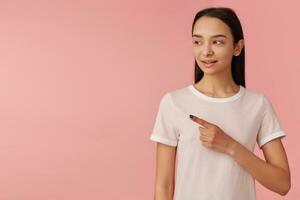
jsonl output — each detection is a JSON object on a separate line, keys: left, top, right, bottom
{"left": 233, "top": 39, "right": 245, "bottom": 56}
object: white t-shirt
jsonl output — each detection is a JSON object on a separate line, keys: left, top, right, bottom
{"left": 149, "top": 84, "right": 286, "bottom": 200}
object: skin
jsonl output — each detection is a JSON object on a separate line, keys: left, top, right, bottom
{"left": 190, "top": 115, "right": 291, "bottom": 196}
{"left": 154, "top": 143, "right": 176, "bottom": 200}
{"left": 192, "top": 16, "right": 244, "bottom": 96}
{"left": 154, "top": 16, "right": 291, "bottom": 199}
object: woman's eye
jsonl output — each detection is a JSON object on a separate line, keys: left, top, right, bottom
{"left": 193, "top": 40, "right": 223, "bottom": 45}
{"left": 214, "top": 40, "right": 224, "bottom": 45}
{"left": 193, "top": 41, "right": 203, "bottom": 45}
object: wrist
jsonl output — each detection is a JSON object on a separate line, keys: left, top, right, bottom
{"left": 226, "top": 139, "right": 239, "bottom": 157}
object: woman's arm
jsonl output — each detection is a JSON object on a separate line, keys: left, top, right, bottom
{"left": 189, "top": 115, "right": 291, "bottom": 196}
{"left": 229, "top": 138, "right": 291, "bottom": 196}
{"left": 153, "top": 143, "right": 177, "bottom": 200}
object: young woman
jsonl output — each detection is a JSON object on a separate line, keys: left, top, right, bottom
{"left": 149, "top": 7, "right": 291, "bottom": 200}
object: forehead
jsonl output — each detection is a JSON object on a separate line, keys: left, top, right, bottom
{"left": 192, "top": 16, "right": 232, "bottom": 38}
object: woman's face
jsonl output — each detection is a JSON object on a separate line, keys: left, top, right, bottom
{"left": 192, "top": 16, "right": 243, "bottom": 74}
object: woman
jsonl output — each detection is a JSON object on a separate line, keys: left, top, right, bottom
{"left": 149, "top": 7, "right": 291, "bottom": 200}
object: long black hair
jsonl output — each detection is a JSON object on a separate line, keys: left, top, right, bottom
{"left": 192, "top": 7, "right": 246, "bottom": 87}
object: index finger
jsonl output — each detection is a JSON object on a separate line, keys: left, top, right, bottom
{"left": 189, "top": 114, "right": 213, "bottom": 128}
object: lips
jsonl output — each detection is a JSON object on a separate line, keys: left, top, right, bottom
{"left": 201, "top": 60, "right": 218, "bottom": 64}
{"left": 200, "top": 59, "right": 218, "bottom": 68}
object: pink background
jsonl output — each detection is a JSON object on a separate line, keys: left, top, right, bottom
{"left": 0, "top": 0, "right": 298, "bottom": 199}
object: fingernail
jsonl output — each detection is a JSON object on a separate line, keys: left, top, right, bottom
{"left": 189, "top": 114, "right": 194, "bottom": 119}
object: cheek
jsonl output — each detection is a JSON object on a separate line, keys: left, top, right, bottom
{"left": 192, "top": 46, "right": 200, "bottom": 57}
{"left": 216, "top": 48, "right": 234, "bottom": 62}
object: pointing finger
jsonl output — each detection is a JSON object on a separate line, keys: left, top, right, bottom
{"left": 189, "top": 114, "right": 213, "bottom": 128}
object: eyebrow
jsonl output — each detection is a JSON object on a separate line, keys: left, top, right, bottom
{"left": 192, "top": 34, "right": 227, "bottom": 39}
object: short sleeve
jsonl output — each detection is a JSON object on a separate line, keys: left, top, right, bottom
{"left": 149, "top": 92, "right": 180, "bottom": 147}
{"left": 257, "top": 94, "right": 286, "bottom": 148}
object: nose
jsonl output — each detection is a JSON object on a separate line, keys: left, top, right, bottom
{"left": 201, "top": 43, "right": 214, "bottom": 56}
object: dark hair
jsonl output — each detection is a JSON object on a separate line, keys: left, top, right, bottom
{"left": 192, "top": 7, "right": 246, "bottom": 87}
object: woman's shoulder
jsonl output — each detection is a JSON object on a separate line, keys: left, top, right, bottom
{"left": 242, "top": 85, "right": 265, "bottom": 99}
{"left": 242, "top": 86, "right": 278, "bottom": 111}
{"left": 160, "top": 84, "right": 190, "bottom": 98}
{"left": 164, "top": 84, "right": 271, "bottom": 104}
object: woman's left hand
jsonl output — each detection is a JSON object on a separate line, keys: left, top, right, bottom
{"left": 189, "top": 114, "right": 238, "bottom": 155}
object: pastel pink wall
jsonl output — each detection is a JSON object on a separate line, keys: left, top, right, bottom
{"left": 0, "top": 0, "right": 298, "bottom": 199}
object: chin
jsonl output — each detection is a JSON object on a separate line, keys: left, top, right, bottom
{"left": 199, "top": 64, "right": 218, "bottom": 73}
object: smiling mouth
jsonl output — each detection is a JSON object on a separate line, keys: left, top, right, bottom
{"left": 201, "top": 60, "right": 218, "bottom": 68}
{"left": 201, "top": 60, "right": 218, "bottom": 64}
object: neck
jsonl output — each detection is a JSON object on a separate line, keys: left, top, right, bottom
{"left": 195, "top": 68, "right": 239, "bottom": 95}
